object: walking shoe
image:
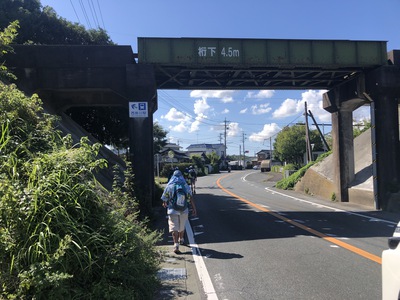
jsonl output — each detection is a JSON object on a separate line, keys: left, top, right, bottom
{"left": 179, "top": 238, "right": 185, "bottom": 245}
{"left": 173, "top": 247, "right": 181, "bottom": 254}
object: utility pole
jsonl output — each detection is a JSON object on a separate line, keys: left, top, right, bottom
{"left": 242, "top": 132, "right": 246, "bottom": 168}
{"left": 224, "top": 118, "right": 229, "bottom": 168}
{"left": 219, "top": 133, "right": 223, "bottom": 144}
{"left": 308, "top": 110, "right": 330, "bottom": 152}
{"left": 239, "top": 144, "right": 241, "bottom": 166}
{"left": 305, "top": 102, "right": 312, "bottom": 163}
{"left": 270, "top": 136, "right": 272, "bottom": 159}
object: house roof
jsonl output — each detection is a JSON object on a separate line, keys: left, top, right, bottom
{"left": 162, "top": 143, "right": 181, "bottom": 150}
{"left": 159, "top": 148, "right": 187, "bottom": 155}
{"left": 257, "top": 149, "right": 271, "bottom": 154}
{"left": 187, "top": 143, "right": 224, "bottom": 149}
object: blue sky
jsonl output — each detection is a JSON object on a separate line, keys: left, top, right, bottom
{"left": 40, "top": 0, "right": 399, "bottom": 156}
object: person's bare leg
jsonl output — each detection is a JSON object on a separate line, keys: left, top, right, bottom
{"left": 172, "top": 231, "right": 180, "bottom": 253}
{"left": 172, "top": 231, "right": 179, "bottom": 244}
{"left": 179, "top": 230, "right": 185, "bottom": 243}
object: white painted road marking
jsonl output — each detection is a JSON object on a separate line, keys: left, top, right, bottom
{"left": 186, "top": 221, "right": 219, "bottom": 300}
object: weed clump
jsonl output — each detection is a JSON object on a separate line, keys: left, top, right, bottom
{"left": 0, "top": 75, "right": 161, "bottom": 299}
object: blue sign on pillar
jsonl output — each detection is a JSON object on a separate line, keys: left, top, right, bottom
{"left": 129, "top": 102, "right": 148, "bottom": 118}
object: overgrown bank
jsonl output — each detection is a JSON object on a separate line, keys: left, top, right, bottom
{"left": 0, "top": 28, "right": 161, "bottom": 298}
{"left": 275, "top": 151, "right": 332, "bottom": 190}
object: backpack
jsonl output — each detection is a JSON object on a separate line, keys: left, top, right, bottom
{"left": 189, "top": 168, "right": 197, "bottom": 179}
{"left": 171, "top": 183, "right": 188, "bottom": 211}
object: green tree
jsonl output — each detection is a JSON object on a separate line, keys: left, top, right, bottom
{"left": 273, "top": 125, "right": 323, "bottom": 167}
{"left": 153, "top": 122, "right": 168, "bottom": 154}
{"left": 1, "top": 1, "right": 118, "bottom": 148}
{"left": 191, "top": 154, "right": 205, "bottom": 175}
{"left": 206, "top": 151, "right": 221, "bottom": 173}
{"left": 0, "top": 0, "right": 113, "bottom": 45}
{"left": 0, "top": 20, "right": 18, "bottom": 81}
{"left": 353, "top": 119, "right": 371, "bottom": 138}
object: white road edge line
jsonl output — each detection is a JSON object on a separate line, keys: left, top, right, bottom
{"left": 263, "top": 186, "right": 397, "bottom": 225}
{"left": 186, "top": 221, "right": 219, "bottom": 300}
{"left": 242, "top": 172, "right": 397, "bottom": 225}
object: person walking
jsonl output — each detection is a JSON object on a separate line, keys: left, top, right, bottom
{"left": 188, "top": 165, "right": 197, "bottom": 194}
{"left": 161, "top": 170, "right": 197, "bottom": 254}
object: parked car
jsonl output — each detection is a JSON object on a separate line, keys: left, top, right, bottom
{"left": 382, "top": 221, "right": 400, "bottom": 300}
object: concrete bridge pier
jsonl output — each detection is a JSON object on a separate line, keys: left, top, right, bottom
{"left": 371, "top": 93, "right": 400, "bottom": 210}
{"left": 331, "top": 108, "right": 355, "bottom": 202}
{"left": 126, "top": 65, "right": 158, "bottom": 217}
{"left": 365, "top": 65, "right": 400, "bottom": 210}
{"left": 325, "top": 63, "right": 400, "bottom": 210}
{"left": 324, "top": 78, "right": 367, "bottom": 203}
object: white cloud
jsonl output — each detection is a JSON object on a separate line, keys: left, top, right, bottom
{"left": 190, "top": 90, "right": 235, "bottom": 103}
{"left": 189, "top": 120, "right": 201, "bottom": 132}
{"left": 193, "top": 98, "right": 212, "bottom": 116}
{"left": 221, "top": 108, "right": 229, "bottom": 114}
{"left": 239, "top": 108, "right": 247, "bottom": 114}
{"left": 169, "top": 122, "right": 187, "bottom": 133}
{"left": 302, "top": 90, "right": 330, "bottom": 123}
{"left": 272, "top": 90, "right": 331, "bottom": 123}
{"left": 249, "top": 123, "right": 281, "bottom": 143}
{"left": 246, "top": 90, "right": 275, "bottom": 99}
{"left": 251, "top": 103, "right": 272, "bottom": 115}
{"left": 227, "top": 122, "right": 241, "bottom": 137}
{"left": 168, "top": 136, "right": 179, "bottom": 144}
{"left": 272, "top": 98, "right": 298, "bottom": 118}
{"left": 189, "top": 114, "right": 207, "bottom": 132}
{"left": 162, "top": 107, "right": 191, "bottom": 122}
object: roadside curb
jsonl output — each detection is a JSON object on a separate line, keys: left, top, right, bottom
{"left": 155, "top": 245, "right": 203, "bottom": 300}
{"left": 153, "top": 207, "right": 204, "bottom": 300}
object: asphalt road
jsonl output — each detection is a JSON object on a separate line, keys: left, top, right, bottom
{"left": 190, "top": 170, "right": 398, "bottom": 300}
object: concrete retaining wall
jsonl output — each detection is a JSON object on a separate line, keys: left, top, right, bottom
{"left": 295, "top": 128, "right": 375, "bottom": 208}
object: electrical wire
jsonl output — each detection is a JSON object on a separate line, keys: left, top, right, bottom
{"left": 96, "top": 0, "right": 106, "bottom": 29}
{"left": 159, "top": 91, "right": 328, "bottom": 154}
{"left": 88, "top": 0, "right": 100, "bottom": 28}
{"left": 69, "top": 0, "right": 81, "bottom": 23}
{"left": 78, "top": 0, "right": 92, "bottom": 29}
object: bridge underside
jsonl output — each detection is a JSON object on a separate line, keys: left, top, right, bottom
{"left": 5, "top": 42, "right": 400, "bottom": 212}
{"left": 152, "top": 65, "right": 364, "bottom": 90}
{"left": 5, "top": 45, "right": 158, "bottom": 216}
{"left": 138, "top": 37, "right": 387, "bottom": 90}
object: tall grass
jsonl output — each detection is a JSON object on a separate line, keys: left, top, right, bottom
{"left": 0, "top": 82, "right": 161, "bottom": 298}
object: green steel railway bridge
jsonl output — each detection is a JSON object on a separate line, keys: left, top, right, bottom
{"left": 5, "top": 38, "right": 400, "bottom": 212}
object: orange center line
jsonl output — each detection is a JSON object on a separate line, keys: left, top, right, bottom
{"left": 216, "top": 175, "right": 382, "bottom": 265}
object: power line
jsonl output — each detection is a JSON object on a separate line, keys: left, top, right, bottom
{"left": 69, "top": 0, "right": 81, "bottom": 23}
{"left": 96, "top": 0, "right": 106, "bottom": 29}
{"left": 88, "top": 0, "right": 100, "bottom": 28}
{"left": 78, "top": 0, "right": 92, "bottom": 29}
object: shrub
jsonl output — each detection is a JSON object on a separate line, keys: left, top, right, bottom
{"left": 0, "top": 81, "right": 161, "bottom": 299}
{"left": 276, "top": 151, "right": 332, "bottom": 190}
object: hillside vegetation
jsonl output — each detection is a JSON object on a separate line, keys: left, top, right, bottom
{"left": 0, "top": 23, "right": 161, "bottom": 299}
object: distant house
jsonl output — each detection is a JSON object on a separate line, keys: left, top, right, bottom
{"left": 158, "top": 143, "right": 190, "bottom": 163}
{"left": 163, "top": 143, "right": 181, "bottom": 152}
{"left": 186, "top": 143, "right": 225, "bottom": 159}
{"left": 257, "top": 149, "right": 272, "bottom": 161}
